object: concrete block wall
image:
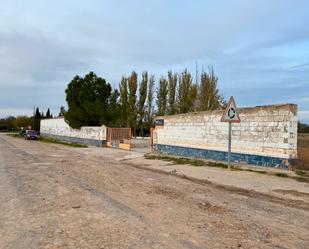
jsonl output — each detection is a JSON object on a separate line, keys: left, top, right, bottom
{"left": 40, "top": 118, "right": 107, "bottom": 146}
{"left": 154, "top": 104, "right": 297, "bottom": 168}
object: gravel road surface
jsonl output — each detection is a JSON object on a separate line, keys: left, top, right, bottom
{"left": 0, "top": 134, "right": 308, "bottom": 249}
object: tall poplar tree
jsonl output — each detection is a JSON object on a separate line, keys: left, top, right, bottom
{"left": 137, "top": 72, "right": 148, "bottom": 136}
{"left": 167, "top": 71, "right": 177, "bottom": 115}
{"left": 119, "top": 76, "right": 129, "bottom": 126}
{"left": 177, "top": 69, "right": 197, "bottom": 113}
{"left": 197, "top": 67, "right": 224, "bottom": 111}
{"left": 146, "top": 75, "right": 155, "bottom": 128}
{"left": 128, "top": 71, "right": 138, "bottom": 135}
{"left": 156, "top": 76, "right": 168, "bottom": 116}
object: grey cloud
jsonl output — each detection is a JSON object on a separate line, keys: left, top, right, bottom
{"left": 1, "top": 0, "right": 309, "bottom": 120}
{"left": 0, "top": 31, "right": 96, "bottom": 89}
{"left": 290, "top": 63, "right": 309, "bottom": 70}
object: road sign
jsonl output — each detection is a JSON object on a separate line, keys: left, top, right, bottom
{"left": 221, "top": 96, "right": 240, "bottom": 123}
{"left": 221, "top": 96, "right": 241, "bottom": 170}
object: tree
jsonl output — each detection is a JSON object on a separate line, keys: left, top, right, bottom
{"left": 156, "top": 76, "right": 168, "bottom": 116}
{"left": 177, "top": 69, "right": 197, "bottom": 113}
{"left": 13, "top": 116, "right": 33, "bottom": 129}
{"left": 167, "top": 71, "right": 177, "bottom": 115}
{"left": 119, "top": 76, "right": 129, "bottom": 126}
{"left": 145, "top": 74, "right": 155, "bottom": 128}
{"left": 298, "top": 122, "right": 309, "bottom": 133}
{"left": 0, "top": 116, "right": 16, "bottom": 131}
{"left": 46, "top": 108, "right": 51, "bottom": 119}
{"left": 137, "top": 72, "right": 148, "bottom": 136}
{"left": 58, "top": 106, "right": 66, "bottom": 117}
{"left": 106, "top": 89, "right": 122, "bottom": 126}
{"left": 64, "top": 72, "right": 115, "bottom": 128}
{"left": 127, "top": 71, "right": 138, "bottom": 135}
{"left": 197, "top": 67, "right": 224, "bottom": 111}
{"left": 33, "top": 107, "right": 41, "bottom": 131}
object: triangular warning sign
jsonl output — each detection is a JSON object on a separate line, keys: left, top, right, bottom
{"left": 221, "top": 96, "right": 241, "bottom": 123}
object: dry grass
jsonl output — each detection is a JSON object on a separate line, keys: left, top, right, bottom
{"left": 294, "top": 134, "right": 309, "bottom": 171}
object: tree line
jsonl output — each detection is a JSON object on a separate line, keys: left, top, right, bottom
{"left": 298, "top": 122, "right": 309, "bottom": 133}
{"left": 0, "top": 107, "right": 53, "bottom": 132}
{"left": 64, "top": 68, "right": 226, "bottom": 136}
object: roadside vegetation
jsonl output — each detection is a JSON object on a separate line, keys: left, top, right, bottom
{"left": 0, "top": 107, "right": 53, "bottom": 133}
{"left": 145, "top": 153, "right": 309, "bottom": 182}
{"left": 6, "top": 133, "right": 87, "bottom": 148}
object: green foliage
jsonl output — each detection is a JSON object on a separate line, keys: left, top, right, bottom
{"left": 167, "top": 71, "right": 177, "bottom": 115}
{"left": 298, "top": 122, "right": 309, "bottom": 133}
{"left": 33, "top": 107, "right": 41, "bottom": 131}
{"left": 156, "top": 76, "right": 168, "bottom": 116}
{"left": 197, "top": 67, "right": 223, "bottom": 111}
{"left": 206, "top": 161, "right": 228, "bottom": 168}
{"left": 128, "top": 71, "right": 138, "bottom": 134}
{"left": 64, "top": 72, "right": 117, "bottom": 128}
{"left": 274, "top": 172, "right": 288, "bottom": 177}
{"left": 46, "top": 108, "right": 51, "bottom": 119}
{"left": 55, "top": 66, "right": 225, "bottom": 133}
{"left": 137, "top": 72, "right": 148, "bottom": 135}
{"left": 107, "top": 89, "right": 122, "bottom": 126}
{"left": 58, "top": 106, "right": 66, "bottom": 117}
{"left": 177, "top": 69, "right": 197, "bottom": 113}
{"left": 13, "top": 116, "right": 33, "bottom": 129}
{"left": 146, "top": 75, "right": 155, "bottom": 128}
{"left": 144, "top": 154, "right": 205, "bottom": 166}
{"left": 119, "top": 76, "right": 129, "bottom": 126}
{"left": 0, "top": 116, "right": 16, "bottom": 131}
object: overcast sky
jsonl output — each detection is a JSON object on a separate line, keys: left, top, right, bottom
{"left": 0, "top": 0, "right": 308, "bottom": 123}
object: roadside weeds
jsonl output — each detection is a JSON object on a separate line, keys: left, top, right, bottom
{"left": 144, "top": 153, "right": 309, "bottom": 183}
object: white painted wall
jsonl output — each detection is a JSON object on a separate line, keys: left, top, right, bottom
{"left": 40, "top": 118, "right": 107, "bottom": 141}
{"left": 154, "top": 104, "right": 297, "bottom": 159}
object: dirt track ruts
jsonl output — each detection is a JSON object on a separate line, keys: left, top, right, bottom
{"left": 0, "top": 134, "right": 308, "bottom": 249}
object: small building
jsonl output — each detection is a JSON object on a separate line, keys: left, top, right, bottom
{"left": 153, "top": 103, "right": 297, "bottom": 169}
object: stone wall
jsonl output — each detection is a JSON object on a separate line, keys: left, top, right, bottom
{"left": 154, "top": 104, "right": 297, "bottom": 168}
{"left": 40, "top": 118, "right": 107, "bottom": 146}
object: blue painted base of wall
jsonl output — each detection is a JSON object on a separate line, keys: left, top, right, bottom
{"left": 154, "top": 144, "right": 291, "bottom": 169}
{"left": 41, "top": 133, "right": 106, "bottom": 147}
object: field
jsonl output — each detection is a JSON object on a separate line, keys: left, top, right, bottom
{"left": 296, "top": 134, "right": 309, "bottom": 171}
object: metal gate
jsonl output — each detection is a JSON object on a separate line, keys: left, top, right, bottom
{"left": 106, "top": 128, "right": 131, "bottom": 150}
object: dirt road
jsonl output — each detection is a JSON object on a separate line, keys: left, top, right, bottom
{"left": 0, "top": 134, "right": 308, "bottom": 249}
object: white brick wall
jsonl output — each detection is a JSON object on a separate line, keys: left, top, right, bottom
{"left": 40, "top": 118, "right": 107, "bottom": 141}
{"left": 154, "top": 104, "right": 297, "bottom": 159}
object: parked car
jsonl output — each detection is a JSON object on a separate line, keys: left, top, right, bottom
{"left": 24, "top": 130, "right": 38, "bottom": 140}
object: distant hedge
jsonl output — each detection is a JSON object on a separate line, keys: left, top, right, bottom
{"left": 298, "top": 122, "right": 309, "bottom": 133}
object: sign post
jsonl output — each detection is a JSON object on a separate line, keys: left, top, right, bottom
{"left": 221, "top": 96, "right": 241, "bottom": 170}
{"left": 228, "top": 122, "right": 232, "bottom": 169}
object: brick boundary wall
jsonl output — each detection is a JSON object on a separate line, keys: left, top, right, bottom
{"left": 153, "top": 104, "right": 297, "bottom": 169}
{"left": 40, "top": 118, "right": 107, "bottom": 147}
